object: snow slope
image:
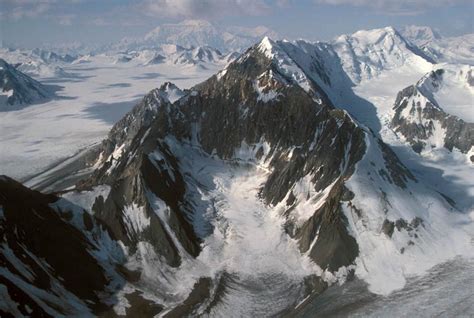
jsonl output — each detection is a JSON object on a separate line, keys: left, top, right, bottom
{"left": 112, "top": 141, "right": 321, "bottom": 316}
{"left": 238, "top": 36, "right": 474, "bottom": 296}
{"left": 343, "top": 130, "right": 474, "bottom": 294}
{"left": 293, "top": 257, "right": 474, "bottom": 317}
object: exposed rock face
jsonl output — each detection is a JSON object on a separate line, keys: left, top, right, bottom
{"left": 0, "top": 176, "right": 125, "bottom": 316}
{"left": 466, "top": 69, "right": 474, "bottom": 87}
{"left": 391, "top": 69, "right": 474, "bottom": 155}
{"left": 76, "top": 38, "right": 429, "bottom": 281}
{"left": 0, "top": 58, "right": 52, "bottom": 109}
{"left": 185, "top": 48, "right": 368, "bottom": 271}
{"left": 78, "top": 82, "right": 200, "bottom": 268}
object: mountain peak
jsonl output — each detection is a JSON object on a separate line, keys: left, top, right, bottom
{"left": 350, "top": 26, "right": 402, "bottom": 42}
{"left": 257, "top": 36, "right": 278, "bottom": 58}
{"left": 157, "top": 82, "right": 185, "bottom": 103}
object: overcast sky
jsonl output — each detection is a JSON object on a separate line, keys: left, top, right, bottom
{"left": 1, "top": 0, "right": 473, "bottom": 48}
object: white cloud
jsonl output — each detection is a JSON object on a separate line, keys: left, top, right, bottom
{"left": 138, "top": 0, "right": 271, "bottom": 19}
{"left": 8, "top": 2, "right": 51, "bottom": 20}
{"left": 2, "top": 0, "right": 84, "bottom": 21}
{"left": 315, "top": 0, "right": 470, "bottom": 15}
{"left": 89, "top": 17, "right": 110, "bottom": 26}
{"left": 58, "top": 14, "right": 75, "bottom": 26}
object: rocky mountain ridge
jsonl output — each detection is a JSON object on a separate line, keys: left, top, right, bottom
{"left": 391, "top": 69, "right": 474, "bottom": 156}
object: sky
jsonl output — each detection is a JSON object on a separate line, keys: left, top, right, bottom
{"left": 1, "top": 0, "right": 473, "bottom": 48}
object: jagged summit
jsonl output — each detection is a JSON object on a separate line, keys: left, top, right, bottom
{"left": 157, "top": 81, "right": 185, "bottom": 103}
{"left": 258, "top": 36, "right": 276, "bottom": 51}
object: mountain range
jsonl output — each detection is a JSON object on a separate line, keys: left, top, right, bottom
{"left": 0, "top": 24, "right": 473, "bottom": 316}
{"left": 111, "top": 19, "right": 279, "bottom": 53}
{"left": 399, "top": 25, "right": 474, "bottom": 65}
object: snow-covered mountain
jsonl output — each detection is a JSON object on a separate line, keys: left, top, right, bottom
{"left": 391, "top": 67, "right": 474, "bottom": 155}
{"left": 2, "top": 34, "right": 473, "bottom": 316}
{"left": 0, "top": 47, "right": 76, "bottom": 65}
{"left": 0, "top": 58, "right": 52, "bottom": 109}
{"left": 29, "top": 48, "right": 76, "bottom": 64}
{"left": 398, "top": 25, "right": 442, "bottom": 47}
{"left": 332, "top": 26, "right": 434, "bottom": 83}
{"left": 399, "top": 25, "right": 474, "bottom": 65}
{"left": 0, "top": 48, "right": 74, "bottom": 78}
{"left": 15, "top": 60, "right": 70, "bottom": 78}
{"left": 110, "top": 44, "right": 235, "bottom": 67}
{"left": 115, "top": 19, "right": 278, "bottom": 52}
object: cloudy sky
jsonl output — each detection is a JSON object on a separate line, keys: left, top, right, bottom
{"left": 1, "top": 0, "right": 472, "bottom": 48}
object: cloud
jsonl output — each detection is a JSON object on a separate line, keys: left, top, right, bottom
{"left": 275, "top": 0, "right": 292, "bottom": 8}
{"left": 138, "top": 0, "right": 271, "bottom": 19}
{"left": 2, "top": 0, "right": 84, "bottom": 21}
{"left": 89, "top": 17, "right": 111, "bottom": 26}
{"left": 7, "top": 2, "right": 51, "bottom": 20}
{"left": 314, "top": 0, "right": 470, "bottom": 15}
{"left": 58, "top": 14, "right": 75, "bottom": 26}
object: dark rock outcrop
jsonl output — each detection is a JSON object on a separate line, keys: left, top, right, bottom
{"left": 78, "top": 39, "right": 413, "bottom": 276}
{"left": 391, "top": 70, "right": 474, "bottom": 156}
{"left": 0, "top": 176, "right": 125, "bottom": 316}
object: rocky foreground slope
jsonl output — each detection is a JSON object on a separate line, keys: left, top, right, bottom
{"left": 1, "top": 37, "right": 473, "bottom": 316}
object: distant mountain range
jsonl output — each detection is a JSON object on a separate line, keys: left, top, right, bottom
{"left": 111, "top": 45, "right": 237, "bottom": 67}
{"left": 112, "top": 19, "right": 279, "bottom": 53}
{"left": 399, "top": 25, "right": 474, "bottom": 65}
